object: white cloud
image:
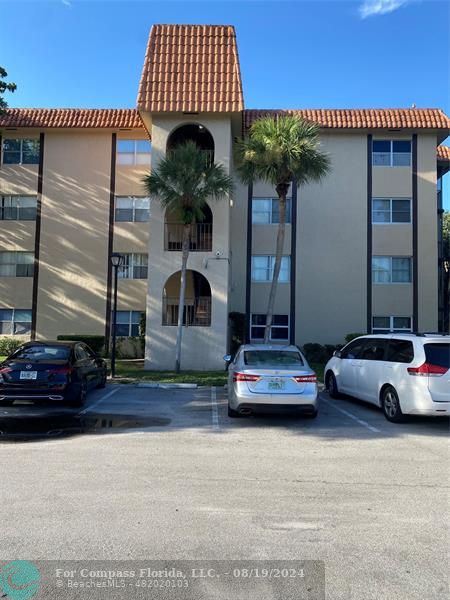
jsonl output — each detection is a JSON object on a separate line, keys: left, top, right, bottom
{"left": 359, "top": 0, "right": 412, "bottom": 18}
{"left": 61, "top": 0, "right": 72, "bottom": 6}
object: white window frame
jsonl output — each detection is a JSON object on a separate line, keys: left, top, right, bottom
{"left": 251, "top": 255, "right": 290, "bottom": 283}
{"left": 0, "top": 252, "right": 35, "bottom": 278}
{"left": 372, "top": 139, "right": 411, "bottom": 167}
{"left": 115, "top": 196, "right": 150, "bottom": 222}
{"left": 372, "top": 198, "right": 412, "bottom": 224}
{"left": 117, "top": 253, "right": 148, "bottom": 280}
{"left": 0, "top": 308, "right": 32, "bottom": 335}
{"left": 116, "top": 139, "right": 151, "bottom": 166}
{"left": 252, "top": 197, "right": 292, "bottom": 224}
{"left": 1, "top": 139, "right": 40, "bottom": 165}
{"left": 115, "top": 310, "right": 143, "bottom": 337}
{"left": 250, "top": 313, "right": 290, "bottom": 342}
{"left": 0, "top": 195, "right": 37, "bottom": 221}
{"left": 372, "top": 316, "right": 412, "bottom": 334}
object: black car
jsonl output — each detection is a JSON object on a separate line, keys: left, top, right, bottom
{"left": 0, "top": 341, "right": 108, "bottom": 407}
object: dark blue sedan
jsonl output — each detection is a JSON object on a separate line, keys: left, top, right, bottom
{"left": 0, "top": 341, "right": 107, "bottom": 407}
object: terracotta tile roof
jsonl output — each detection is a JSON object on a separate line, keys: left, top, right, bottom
{"left": 437, "top": 145, "right": 450, "bottom": 161}
{"left": 0, "top": 108, "right": 143, "bottom": 129}
{"left": 137, "top": 24, "right": 244, "bottom": 113}
{"left": 244, "top": 108, "right": 450, "bottom": 131}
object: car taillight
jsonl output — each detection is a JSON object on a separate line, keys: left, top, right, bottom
{"left": 47, "top": 367, "right": 73, "bottom": 376}
{"left": 407, "top": 363, "right": 448, "bottom": 377}
{"left": 293, "top": 375, "right": 317, "bottom": 383}
{"left": 233, "top": 372, "right": 261, "bottom": 383}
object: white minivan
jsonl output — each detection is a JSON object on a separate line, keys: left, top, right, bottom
{"left": 324, "top": 334, "right": 450, "bottom": 422}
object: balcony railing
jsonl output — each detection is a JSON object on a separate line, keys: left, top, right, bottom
{"left": 164, "top": 223, "right": 213, "bottom": 252}
{"left": 162, "top": 296, "right": 211, "bottom": 327}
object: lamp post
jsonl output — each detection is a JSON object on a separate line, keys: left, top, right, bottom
{"left": 110, "top": 252, "right": 124, "bottom": 378}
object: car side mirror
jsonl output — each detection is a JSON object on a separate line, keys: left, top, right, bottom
{"left": 223, "top": 355, "right": 232, "bottom": 362}
{"left": 333, "top": 350, "right": 342, "bottom": 358}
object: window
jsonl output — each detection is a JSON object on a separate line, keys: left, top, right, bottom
{"left": 372, "top": 257, "right": 411, "bottom": 283}
{"left": 385, "top": 340, "right": 414, "bottom": 363}
{"left": 372, "top": 198, "right": 411, "bottom": 224}
{"left": 372, "top": 316, "right": 412, "bottom": 333}
{"left": 0, "top": 196, "right": 37, "bottom": 221}
{"left": 340, "top": 338, "right": 367, "bottom": 360}
{"left": 424, "top": 344, "right": 450, "bottom": 370}
{"left": 244, "top": 350, "right": 304, "bottom": 367}
{"left": 250, "top": 314, "right": 289, "bottom": 341}
{"left": 0, "top": 252, "right": 34, "bottom": 277}
{"left": 115, "top": 197, "right": 150, "bottom": 222}
{"left": 2, "top": 139, "right": 40, "bottom": 165}
{"left": 75, "top": 344, "right": 90, "bottom": 361}
{"left": 115, "top": 311, "right": 143, "bottom": 336}
{"left": 118, "top": 254, "right": 148, "bottom": 279}
{"left": 0, "top": 309, "right": 32, "bottom": 335}
{"left": 251, "top": 256, "right": 290, "bottom": 282}
{"left": 252, "top": 198, "right": 291, "bottom": 224}
{"left": 117, "top": 139, "right": 151, "bottom": 166}
{"left": 359, "top": 339, "right": 388, "bottom": 361}
{"left": 372, "top": 140, "right": 411, "bottom": 167}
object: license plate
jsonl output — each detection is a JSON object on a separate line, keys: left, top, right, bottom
{"left": 20, "top": 371, "right": 37, "bottom": 380}
{"left": 269, "top": 379, "right": 285, "bottom": 391}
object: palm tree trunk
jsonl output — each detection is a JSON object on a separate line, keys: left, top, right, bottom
{"left": 175, "top": 224, "right": 191, "bottom": 372}
{"left": 264, "top": 186, "right": 288, "bottom": 343}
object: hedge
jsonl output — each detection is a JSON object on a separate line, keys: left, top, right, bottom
{"left": 0, "top": 337, "right": 24, "bottom": 357}
{"left": 57, "top": 335, "right": 105, "bottom": 354}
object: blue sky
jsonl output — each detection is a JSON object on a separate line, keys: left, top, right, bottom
{"left": 1, "top": 0, "right": 449, "bottom": 205}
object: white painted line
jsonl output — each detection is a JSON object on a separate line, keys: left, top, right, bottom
{"left": 321, "top": 397, "right": 381, "bottom": 434}
{"left": 78, "top": 387, "right": 120, "bottom": 415}
{"left": 211, "top": 386, "right": 219, "bottom": 431}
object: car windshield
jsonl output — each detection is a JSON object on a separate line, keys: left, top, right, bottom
{"left": 244, "top": 350, "right": 304, "bottom": 367}
{"left": 424, "top": 343, "right": 450, "bottom": 369}
{"left": 11, "top": 345, "right": 70, "bottom": 361}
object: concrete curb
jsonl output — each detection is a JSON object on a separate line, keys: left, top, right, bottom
{"left": 136, "top": 382, "right": 198, "bottom": 389}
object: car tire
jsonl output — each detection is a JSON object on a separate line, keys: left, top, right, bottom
{"left": 381, "top": 386, "right": 404, "bottom": 423}
{"left": 228, "top": 405, "right": 240, "bottom": 418}
{"left": 304, "top": 409, "right": 318, "bottom": 419}
{"left": 97, "top": 371, "right": 107, "bottom": 389}
{"left": 326, "top": 371, "right": 341, "bottom": 399}
{"left": 70, "top": 379, "right": 87, "bottom": 408}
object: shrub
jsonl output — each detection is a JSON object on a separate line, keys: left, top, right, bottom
{"left": 344, "top": 332, "right": 365, "bottom": 344}
{"left": 116, "top": 337, "right": 144, "bottom": 359}
{"left": 57, "top": 335, "right": 105, "bottom": 354}
{"left": 139, "top": 312, "right": 146, "bottom": 353}
{"left": 0, "top": 337, "right": 24, "bottom": 357}
{"left": 302, "top": 343, "right": 343, "bottom": 363}
{"left": 229, "top": 312, "right": 246, "bottom": 356}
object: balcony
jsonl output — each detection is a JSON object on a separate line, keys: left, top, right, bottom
{"left": 162, "top": 296, "right": 211, "bottom": 326}
{"left": 164, "top": 222, "right": 213, "bottom": 252}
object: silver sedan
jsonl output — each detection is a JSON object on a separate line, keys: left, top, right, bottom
{"left": 224, "top": 344, "right": 318, "bottom": 418}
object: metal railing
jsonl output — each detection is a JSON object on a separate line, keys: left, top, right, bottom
{"left": 164, "top": 222, "right": 213, "bottom": 252}
{"left": 162, "top": 296, "right": 211, "bottom": 326}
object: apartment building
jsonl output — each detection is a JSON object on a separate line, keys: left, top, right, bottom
{"left": 0, "top": 24, "right": 449, "bottom": 370}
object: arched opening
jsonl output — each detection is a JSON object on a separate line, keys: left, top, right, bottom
{"left": 164, "top": 203, "right": 213, "bottom": 252}
{"left": 162, "top": 270, "right": 211, "bottom": 327}
{"left": 166, "top": 123, "right": 214, "bottom": 165}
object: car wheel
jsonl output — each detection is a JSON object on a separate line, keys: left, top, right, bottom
{"left": 381, "top": 386, "right": 404, "bottom": 423}
{"left": 304, "top": 409, "right": 318, "bottom": 419}
{"left": 70, "top": 379, "right": 87, "bottom": 408}
{"left": 326, "top": 371, "right": 341, "bottom": 399}
{"left": 97, "top": 371, "right": 107, "bottom": 389}
{"left": 228, "top": 405, "right": 240, "bottom": 418}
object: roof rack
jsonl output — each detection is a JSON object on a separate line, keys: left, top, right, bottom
{"left": 412, "top": 332, "right": 449, "bottom": 337}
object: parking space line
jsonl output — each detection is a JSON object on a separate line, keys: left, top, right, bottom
{"left": 211, "top": 386, "right": 219, "bottom": 430}
{"left": 78, "top": 387, "right": 120, "bottom": 415}
{"left": 321, "top": 396, "right": 382, "bottom": 434}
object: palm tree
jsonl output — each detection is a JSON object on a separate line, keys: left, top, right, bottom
{"left": 144, "top": 141, "right": 233, "bottom": 372}
{"left": 237, "top": 114, "right": 330, "bottom": 343}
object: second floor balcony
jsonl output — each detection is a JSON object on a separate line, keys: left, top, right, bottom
{"left": 164, "top": 222, "right": 213, "bottom": 252}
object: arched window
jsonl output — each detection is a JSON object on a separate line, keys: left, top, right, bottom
{"left": 166, "top": 123, "right": 214, "bottom": 165}
{"left": 162, "top": 270, "right": 211, "bottom": 327}
{"left": 164, "top": 203, "right": 213, "bottom": 252}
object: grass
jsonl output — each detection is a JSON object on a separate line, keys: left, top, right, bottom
{"left": 0, "top": 356, "right": 325, "bottom": 385}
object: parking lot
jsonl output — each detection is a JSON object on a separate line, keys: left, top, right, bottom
{"left": 1, "top": 385, "right": 448, "bottom": 599}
